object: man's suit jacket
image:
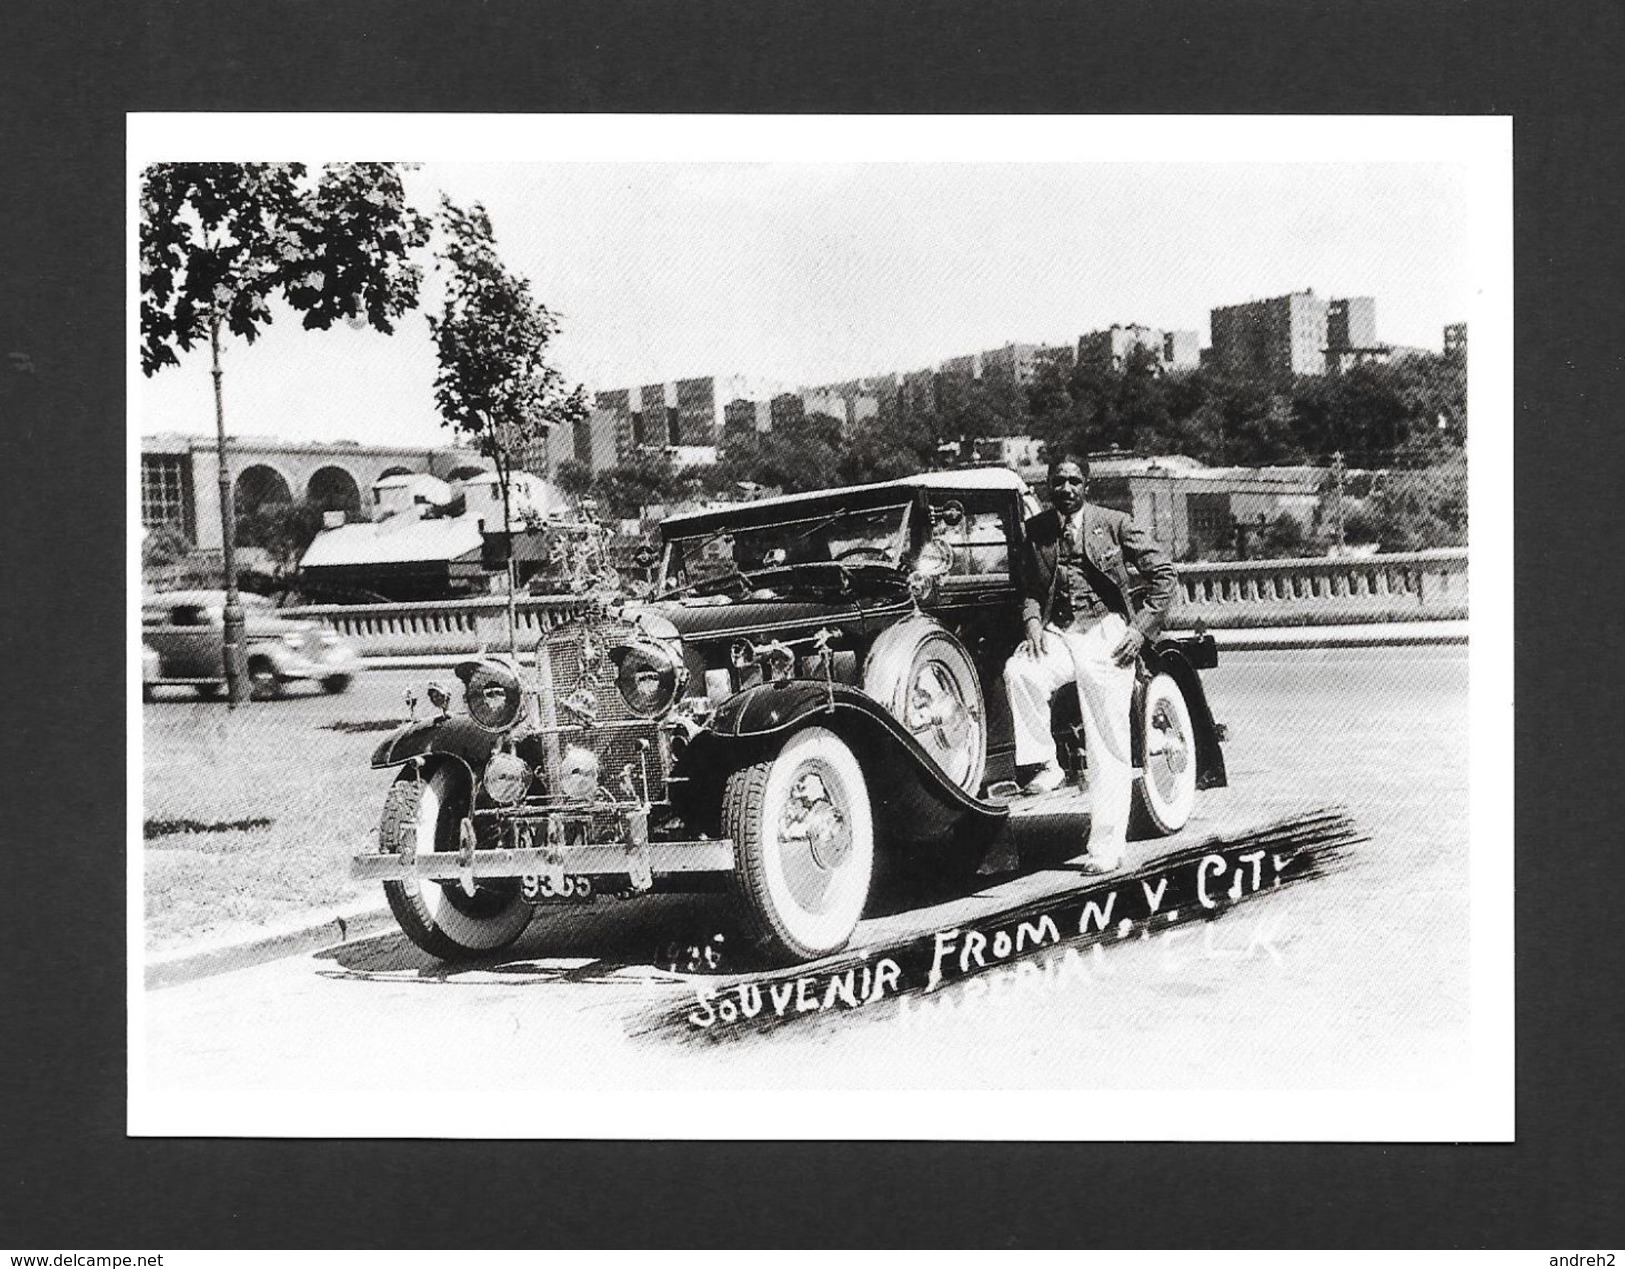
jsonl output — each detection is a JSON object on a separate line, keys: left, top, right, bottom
{"left": 1018, "top": 502, "right": 1179, "bottom": 639}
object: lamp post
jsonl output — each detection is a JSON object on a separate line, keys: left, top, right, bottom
{"left": 211, "top": 316, "right": 248, "bottom": 705}
{"left": 1330, "top": 450, "right": 1347, "bottom": 555}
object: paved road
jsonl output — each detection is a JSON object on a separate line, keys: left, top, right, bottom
{"left": 139, "top": 646, "right": 1469, "bottom": 1105}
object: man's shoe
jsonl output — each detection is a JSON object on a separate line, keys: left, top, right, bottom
{"left": 1022, "top": 762, "right": 1065, "bottom": 795}
{"left": 1075, "top": 849, "right": 1122, "bottom": 874}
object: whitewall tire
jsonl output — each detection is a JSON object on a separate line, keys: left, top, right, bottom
{"left": 725, "top": 726, "right": 875, "bottom": 962}
{"left": 1130, "top": 673, "right": 1198, "bottom": 837}
{"left": 379, "top": 765, "right": 532, "bottom": 960}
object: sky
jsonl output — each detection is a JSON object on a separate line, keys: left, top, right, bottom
{"left": 138, "top": 159, "right": 1472, "bottom": 450}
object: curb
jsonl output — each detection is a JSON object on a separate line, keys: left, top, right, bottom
{"left": 147, "top": 623, "right": 1467, "bottom": 989}
{"left": 1196, "top": 621, "right": 1468, "bottom": 651}
{"left": 145, "top": 903, "right": 396, "bottom": 990}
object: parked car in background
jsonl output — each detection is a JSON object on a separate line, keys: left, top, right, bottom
{"left": 356, "top": 468, "right": 1227, "bottom": 964}
{"left": 140, "top": 589, "right": 361, "bottom": 700}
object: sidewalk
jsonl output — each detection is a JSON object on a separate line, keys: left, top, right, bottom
{"left": 145, "top": 619, "right": 1467, "bottom": 989}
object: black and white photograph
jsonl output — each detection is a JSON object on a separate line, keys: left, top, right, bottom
{"left": 129, "top": 114, "right": 1511, "bottom": 1139}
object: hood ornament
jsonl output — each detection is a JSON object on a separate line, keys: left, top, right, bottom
{"left": 558, "top": 687, "right": 600, "bottom": 728}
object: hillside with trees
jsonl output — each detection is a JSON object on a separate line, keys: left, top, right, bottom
{"left": 571, "top": 350, "right": 1468, "bottom": 557}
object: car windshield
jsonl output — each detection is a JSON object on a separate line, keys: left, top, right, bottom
{"left": 658, "top": 503, "right": 912, "bottom": 595}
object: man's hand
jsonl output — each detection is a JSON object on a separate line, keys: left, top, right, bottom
{"left": 1023, "top": 618, "right": 1049, "bottom": 660}
{"left": 1110, "top": 626, "right": 1146, "bottom": 667}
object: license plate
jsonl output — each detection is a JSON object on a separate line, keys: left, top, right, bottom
{"left": 520, "top": 872, "right": 596, "bottom": 904}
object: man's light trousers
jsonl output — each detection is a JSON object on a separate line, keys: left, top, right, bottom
{"left": 1003, "top": 611, "right": 1136, "bottom": 856}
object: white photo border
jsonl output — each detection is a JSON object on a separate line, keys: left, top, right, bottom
{"left": 128, "top": 113, "right": 1512, "bottom": 1141}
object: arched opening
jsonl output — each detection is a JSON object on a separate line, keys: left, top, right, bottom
{"left": 446, "top": 464, "right": 490, "bottom": 482}
{"left": 306, "top": 465, "right": 363, "bottom": 520}
{"left": 377, "top": 465, "right": 413, "bottom": 481}
{"left": 235, "top": 464, "right": 293, "bottom": 515}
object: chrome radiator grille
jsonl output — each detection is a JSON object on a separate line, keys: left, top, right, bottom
{"left": 538, "top": 617, "right": 667, "bottom": 803}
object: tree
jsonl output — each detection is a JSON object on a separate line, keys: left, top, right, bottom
{"left": 553, "top": 458, "right": 595, "bottom": 505}
{"left": 1364, "top": 454, "right": 1468, "bottom": 552}
{"left": 235, "top": 498, "right": 329, "bottom": 574}
{"left": 429, "top": 196, "right": 590, "bottom": 640}
{"left": 1256, "top": 511, "right": 1312, "bottom": 559}
{"left": 592, "top": 453, "right": 685, "bottom": 519}
{"left": 140, "top": 162, "right": 429, "bottom": 702}
{"left": 142, "top": 523, "right": 192, "bottom": 569}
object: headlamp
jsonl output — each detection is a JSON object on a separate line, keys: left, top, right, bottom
{"left": 609, "top": 639, "right": 685, "bottom": 719}
{"left": 558, "top": 745, "right": 600, "bottom": 801}
{"left": 482, "top": 751, "right": 532, "bottom": 804}
{"left": 455, "top": 658, "right": 524, "bottom": 732}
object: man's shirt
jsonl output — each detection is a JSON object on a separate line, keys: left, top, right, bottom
{"left": 1053, "top": 510, "right": 1113, "bottom": 625}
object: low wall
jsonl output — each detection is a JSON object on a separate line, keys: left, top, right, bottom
{"left": 286, "top": 595, "right": 594, "bottom": 658}
{"left": 285, "top": 548, "right": 1468, "bottom": 656}
{"left": 1172, "top": 548, "right": 1467, "bottom": 629}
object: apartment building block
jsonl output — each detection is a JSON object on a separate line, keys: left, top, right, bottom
{"left": 1209, "top": 290, "right": 1332, "bottom": 380}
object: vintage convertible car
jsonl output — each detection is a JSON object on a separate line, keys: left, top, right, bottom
{"left": 353, "top": 468, "right": 1227, "bottom": 963}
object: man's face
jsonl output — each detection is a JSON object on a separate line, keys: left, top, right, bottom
{"left": 1048, "top": 462, "right": 1087, "bottom": 516}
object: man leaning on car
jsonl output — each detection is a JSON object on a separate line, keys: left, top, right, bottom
{"left": 1004, "top": 452, "right": 1179, "bottom": 871}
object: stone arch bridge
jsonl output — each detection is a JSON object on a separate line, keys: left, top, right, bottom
{"left": 141, "top": 434, "right": 493, "bottom": 551}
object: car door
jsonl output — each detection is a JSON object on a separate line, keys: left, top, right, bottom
{"left": 154, "top": 602, "right": 221, "bottom": 678}
{"left": 919, "top": 488, "right": 1026, "bottom": 780}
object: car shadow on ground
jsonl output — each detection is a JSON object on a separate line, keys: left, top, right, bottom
{"left": 318, "top": 794, "right": 1117, "bottom": 983}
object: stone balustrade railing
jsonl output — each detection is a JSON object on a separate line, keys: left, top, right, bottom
{"left": 285, "top": 548, "right": 1467, "bottom": 655}
{"left": 285, "top": 594, "right": 595, "bottom": 657}
{"left": 1170, "top": 548, "right": 1467, "bottom": 629}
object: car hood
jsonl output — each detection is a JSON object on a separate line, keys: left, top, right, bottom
{"left": 632, "top": 591, "right": 914, "bottom": 646}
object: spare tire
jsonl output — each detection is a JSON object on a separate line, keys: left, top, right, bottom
{"left": 863, "top": 616, "right": 987, "bottom": 796}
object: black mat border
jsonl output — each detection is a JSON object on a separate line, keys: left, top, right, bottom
{"left": 5, "top": 0, "right": 1622, "bottom": 1249}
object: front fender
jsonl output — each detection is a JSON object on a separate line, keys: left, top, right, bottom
{"left": 688, "top": 680, "right": 1008, "bottom": 846}
{"left": 370, "top": 715, "right": 502, "bottom": 774}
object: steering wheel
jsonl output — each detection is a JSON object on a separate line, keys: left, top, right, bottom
{"left": 832, "top": 545, "right": 891, "bottom": 564}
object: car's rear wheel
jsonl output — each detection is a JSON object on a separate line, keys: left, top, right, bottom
{"left": 1130, "top": 673, "right": 1198, "bottom": 837}
{"left": 379, "top": 765, "right": 532, "bottom": 960}
{"left": 321, "top": 675, "right": 352, "bottom": 694}
{"left": 863, "top": 617, "right": 987, "bottom": 796}
{"left": 725, "top": 726, "right": 874, "bottom": 963}
{"left": 247, "top": 657, "right": 282, "bottom": 701}
{"left": 194, "top": 682, "right": 222, "bottom": 699}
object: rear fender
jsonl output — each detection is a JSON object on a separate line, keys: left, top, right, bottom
{"left": 683, "top": 680, "right": 1008, "bottom": 846}
{"left": 1141, "top": 641, "right": 1228, "bottom": 790}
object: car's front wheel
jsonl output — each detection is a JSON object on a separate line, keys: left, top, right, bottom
{"left": 321, "top": 675, "right": 352, "bottom": 694}
{"left": 725, "top": 726, "right": 875, "bottom": 963}
{"left": 379, "top": 765, "right": 533, "bottom": 960}
{"left": 1130, "top": 673, "right": 1198, "bottom": 837}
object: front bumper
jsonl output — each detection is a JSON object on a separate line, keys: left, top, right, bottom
{"left": 352, "top": 837, "right": 735, "bottom": 883}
